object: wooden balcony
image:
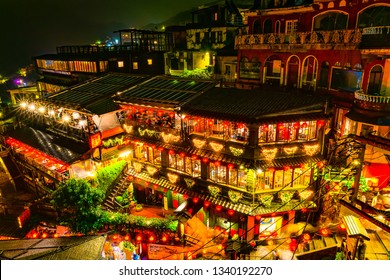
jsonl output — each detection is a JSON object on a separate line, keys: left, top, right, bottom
{"left": 235, "top": 29, "right": 362, "bottom": 51}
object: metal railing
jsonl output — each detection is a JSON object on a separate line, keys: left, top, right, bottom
{"left": 235, "top": 29, "right": 362, "bottom": 49}
{"left": 362, "top": 26, "right": 390, "bottom": 35}
{"left": 354, "top": 90, "right": 390, "bottom": 104}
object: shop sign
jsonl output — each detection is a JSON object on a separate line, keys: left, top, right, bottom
{"left": 89, "top": 132, "right": 102, "bottom": 148}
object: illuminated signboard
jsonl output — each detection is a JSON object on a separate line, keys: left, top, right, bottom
{"left": 89, "top": 132, "right": 102, "bottom": 148}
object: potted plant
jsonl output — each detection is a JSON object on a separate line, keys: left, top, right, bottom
{"left": 119, "top": 241, "right": 136, "bottom": 260}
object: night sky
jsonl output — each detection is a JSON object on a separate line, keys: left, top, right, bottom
{"left": 0, "top": 0, "right": 213, "bottom": 75}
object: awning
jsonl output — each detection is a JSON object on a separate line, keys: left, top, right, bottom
{"left": 342, "top": 215, "right": 370, "bottom": 241}
{"left": 6, "top": 127, "right": 90, "bottom": 164}
{"left": 345, "top": 110, "right": 390, "bottom": 126}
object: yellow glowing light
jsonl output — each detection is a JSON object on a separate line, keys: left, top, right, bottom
{"left": 146, "top": 166, "right": 158, "bottom": 176}
{"left": 304, "top": 144, "right": 319, "bottom": 156}
{"left": 229, "top": 146, "right": 244, "bottom": 156}
{"left": 184, "top": 178, "right": 195, "bottom": 188}
{"left": 167, "top": 173, "right": 179, "bottom": 184}
{"left": 28, "top": 104, "right": 36, "bottom": 111}
{"left": 62, "top": 115, "right": 70, "bottom": 122}
{"left": 133, "top": 162, "right": 143, "bottom": 173}
{"left": 192, "top": 139, "right": 206, "bottom": 149}
{"left": 123, "top": 124, "right": 133, "bottom": 134}
{"left": 78, "top": 120, "right": 87, "bottom": 127}
{"left": 262, "top": 148, "right": 278, "bottom": 161}
{"left": 38, "top": 106, "right": 45, "bottom": 114}
{"left": 119, "top": 150, "right": 131, "bottom": 158}
{"left": 20, "top": 102, "right": 27, "bottom": 108}
{"left": 48, "top": 110, "right": 55, "bottom": 116}
{"left": 209, "top": 142, "right": 224, "bottom": 152}
{"left": 161, "top": 132, "right": 180, "bottom": 143}
{"left": 283, "top": 146, "right": 298, "bottom": 155}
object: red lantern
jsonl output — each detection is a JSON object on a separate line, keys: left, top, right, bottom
{"left": 215, "top": 205, "right": 222, "bottom": 212}
{"left": 283, "top": 166, "right": 290, "bottom": 171}
{"left": 278, "top": 123, "right": 285, "bottom": 130}
{"left": 161, "top": 235, "right": 168, "bottom": 242}
{"left": 203, "top": 201, "right": 210, "bottom": 208}
{"left": 339, "top": 223, "right": 346, "bottom": 230}
{"left": 249, "top": 240, "right": 256, "bottom": 247}
{"left": 163, "top": 188, "right": 168, "bottom": 193}
{"left": 42, "top": 233, "right": 48, "bottom": 238}
{"left": 303, "top": 234, "right": 311, "bottom": 241}
{"left": 317, "top": 161, "right": 325, "bottom": 168}
{"left": 187, "top": 208, "right": 193, "bottom": 215}
{"left": 124, "top": 235, "right": 130, "bottom": 241}
{"left": 169, "top": 150, "right": 175, "bottom": 155}
{"left": 183, "top": 194, "right": 188, "bottom": 200}
{"left": 320, "top": 228, "right": 330, "bottom": 236}
{"left": 214, "top": 161, "right": 220, "bottom": 166}
{"left": 153, "top": 184, "right": 159, "bottom": 190}
{"left": 228, "top": 164, "right": 234, "bottom": 169}
{"left": 149, "top": 235, "right": 155, "bottom": 243}
{"left": 191, "top": 155, "right": 198, "bottom": 160}
{"left": 158, "top": 147, "right": 164, "bottom": 152}
{"left": 179, "top": 152, "right": 186, "bottom": 157}
{"left": 263, "top": 125, "right": 269, "bottom": 132}
{"left": 227, "top": 209, "right": 235, "bottom": 216}
{"left": 192, "top": 197, "right": 199, "bottom": 204}
{"left": 202, "top": 158, "right": 209, "bottom": 163}
{"left": 293, "top": 123, "right": 300, "bottom": 129}
{"left": 136, "top": 235, "right": 142, "bottom": 242}
{"left": 301, "top": 122, "right": 308, "bottom": 128}
{"left": 317, "top": 120, "right": 325, "bottom": 127}
{"left": 255, "top": 215, "right": 261, "bottom": 221}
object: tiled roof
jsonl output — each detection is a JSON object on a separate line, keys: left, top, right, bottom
{"left": 180, "top": 87, "right": 327, "bottom": 123}
{"left": 115, "top": 76, "right": 216, "bottom": 109}
{"left": 7, "top": 127, "right": 89, "bottom": 164}
{"left": 0, "top": 235, "right": 106, "bottom": 260}
{"left": 46, "top": 73, "right": 150, "bottom": 114}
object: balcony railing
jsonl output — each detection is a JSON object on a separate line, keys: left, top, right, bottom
{"left": 360, "top": 26, "right": 390, "bottom": 49}
{"left": 235, "top": 29, "right": 362, "bottom": 50}
{"left": 362, "top": 26, "right": 390, "bottom": 35}
{"left": 355, "top": 91, "right": 390, "bottom": 104}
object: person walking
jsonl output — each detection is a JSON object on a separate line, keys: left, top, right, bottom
{"left": 357, "top": 239, "right": 367, "bottom": 260}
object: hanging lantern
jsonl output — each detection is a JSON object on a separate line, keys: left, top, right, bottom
{"left": 136, "top": 235, "right": 142, "bottom": 242}
{"left": 202, "top": 157, "right": 209, "bottom": 163}
{"left": 303, "top": 234, "right": 311, "bottom": 241}
{"left": 169, "top": 150, "right": 175, "bottom": 155}
{"left": 278, "top": 123, "right": 285, "bottom": 130}
{"left": 249, "top": 240, "right": 256, "bottom": 247}
{"left": 179, "top": 152, "right": 186, "bottom": 157}
{"left": 124, "top": 235, "right": 130, "bottom": 241}
{"left": 215, "top": 205, "right": 222, "bottom": 212}
{"left": 163, "top": 188, "right": 168, "bottom": 193}
{"left": 255, "top": 215, "right": 261, "bottom": 221}
{"left": 283, "top": 166, "right": 290, "bottom": 171}
{"left": 263, "top": 125, "right": 269, "bottom": 132}
{"left": 148, "top": 235, "right": 155, "bottom": 243}
{"left": 161, "top": 235, "right": 168, "bottom": 242}
{"left": 293, "top": 123, "right": 300, "bottom": 129}
{"left": 317, "top": 120, "right": 325, "bottom": 127}
{"left": 153, "top": 184, "right": 159, "bottom": 190}
{"left": 228, "top": 164, "right": 234, "bottom": 169}
{"left": 192, "top": 197, "right": 199, "bottom": 204}
{"left": 227, "top": 209, "right": 235, "bottom": 216}
{"left": 204, "top": 201, "right": 210, "bottom": 208}
{"left": 191, "top": 155, "right": 198, "bottom": 160}
{"left": 183, "top": 194, "right": 188, "bottom": 200}
{"left": 42, "top": 233, "right": 48, "bottom": 238}
{"left": 301, "top": 122, "right": 308, "bottom": 128}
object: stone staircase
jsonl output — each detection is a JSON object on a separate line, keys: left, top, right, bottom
{"left": 102, "top": 170, "right": 132, "bottom": 211}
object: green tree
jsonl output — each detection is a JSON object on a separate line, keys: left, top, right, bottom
{"left": 51, "top": 178, "right": 105, "bottom": 233}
